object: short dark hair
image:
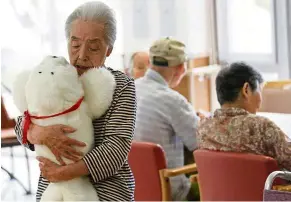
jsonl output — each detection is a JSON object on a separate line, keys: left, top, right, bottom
{"left": 216, "top": 62, "right": 264, "bottom": 105}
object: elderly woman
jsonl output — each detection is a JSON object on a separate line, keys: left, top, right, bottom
{"left": 197, "top": 62, "right": 291, "bottom": 170}
{"left": 14, "top": 1, "right": 135, "bottom": 201}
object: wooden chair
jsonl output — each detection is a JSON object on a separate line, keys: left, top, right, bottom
{"left": 128, "top": 141, "right": 197, "bottom": 201}
{"left": 1, "top": 96, "right": 32, "bottom": 194}
{"left": 194, "top": 149, "right": 279, "bottom": 201}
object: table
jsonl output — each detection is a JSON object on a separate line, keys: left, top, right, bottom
{"left": 257, "top": 112, "right": 291, "bottom": 140}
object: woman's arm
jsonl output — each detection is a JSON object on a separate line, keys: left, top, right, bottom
{"left": 264, "top": 120, "right": 291, "bottom": 170}
{"left": 82, "top": 80, "right": 136, "bottom": 182}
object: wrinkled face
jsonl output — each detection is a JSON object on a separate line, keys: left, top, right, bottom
{"left": 68, "top": 19, "right": 112, "bottom": 76}
{"left": 25, "top": 56, "right": 83, "bottom": 114}
{"left": 132, "top": 52, "right": 149, "bottom": 79}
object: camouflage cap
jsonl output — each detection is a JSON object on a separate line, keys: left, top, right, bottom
{"left": 149, "top": 37, "right": 187, "bottom": 67}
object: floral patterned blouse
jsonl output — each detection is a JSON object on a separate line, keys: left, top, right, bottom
{"left": 197, "top": 108, "right": 291, "bottom": 170}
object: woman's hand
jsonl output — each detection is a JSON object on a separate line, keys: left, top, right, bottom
{"left": 196, "top": 112, "right": 206, "bottom": 119}
{"left": 37, "top": 157, "right": 71, "bottom": 182}
{"left": 28, "top": 123, "right": 86, "bottom": 165}
{"left": 37, "top": 156, "right": 89, "bottom": 182}
{"left": 196, "top": 111, "right": 211, "bottom": 119}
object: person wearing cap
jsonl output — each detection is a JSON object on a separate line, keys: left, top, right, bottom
{"left": 134, "top": 37, "right": 200, "bottom": 201}
{"left": 127, "top": 51, "right": 150, "bottom": 79}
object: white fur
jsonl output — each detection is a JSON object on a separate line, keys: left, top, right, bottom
{"left": 12, "top": 70, "right": 31, "bottom": 113}
{"left": 12, "top": 56, "right": 116, "bottom": 201}
{"left": 80, "top": 67, "right": 116, "bottom": 119}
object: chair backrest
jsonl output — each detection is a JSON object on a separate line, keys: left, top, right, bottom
{"left": 260, "top": 88, "right": 291, "bottom": 113}
{"left": 194, "top": 149, "right": 279, "bottom": 201}
{"left": 1, "top": 96, "right": 16, "bottom": 129}
{"left": 264, "top": 80, "right": 291, "bottom": 89}
{"left": 128, "top": 141, "right": 167, "bottom": 201}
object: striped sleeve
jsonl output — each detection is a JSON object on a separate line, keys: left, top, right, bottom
{"left": 83, "top": 80, "right": 136, "bottom": 183}
{"left": 14, "top": 115, "right": 35, "bottom": 151}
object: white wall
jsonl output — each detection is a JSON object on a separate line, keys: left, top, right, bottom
{"left": 288, "top": 0, "right": 291, "bottom": 78}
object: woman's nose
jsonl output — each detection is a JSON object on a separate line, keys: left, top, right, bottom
{"left": 79, "top": 44, "right": 89, "bottom": 61}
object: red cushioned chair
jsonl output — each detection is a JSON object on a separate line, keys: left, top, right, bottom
{"left": 194, "top": 149, "right": 279, "bottom": 201}
{"left": 128, "top": 141, "right": 197, "bottom": 201}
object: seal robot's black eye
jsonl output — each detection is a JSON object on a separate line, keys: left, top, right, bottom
{"left": 51, "top": 72, "right": 54, "bottom": 75}
{"left": 38, "top": 72, "right": 42, "bottom": 74}
{"left": 52, "top": 56, "right": 58, "bottom": 58}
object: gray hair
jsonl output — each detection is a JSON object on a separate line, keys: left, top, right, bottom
{"left": 65, "top": 1, "right": 116, "bottom": 48}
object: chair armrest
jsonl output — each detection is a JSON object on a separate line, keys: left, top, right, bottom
{"left": 2, "top": 128, "right": 16, "bottom": 139}
{"left": 1, "top": 129, "right": 20, "bottom": 147}
{"left": 189, "top": 174, "right": 199, "bottom": 183}
{"left": 162, "top": 163, "right": 197, "bottom": 178}
{"left": 159, "top": 164, "right": 197, "bottom": 201}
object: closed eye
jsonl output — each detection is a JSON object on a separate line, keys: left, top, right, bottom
{"left": 89, "top": 48, "right": 100, "bottom": 52}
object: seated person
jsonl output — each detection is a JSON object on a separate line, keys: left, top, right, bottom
{"left": 134, "top": 37, "right": 199, "bottom": 200}
{"left": 128, "top": 51, "right": 150, "bottom": 79}
{"left": 197, "top": 62, "right": 291, "bottom": 170}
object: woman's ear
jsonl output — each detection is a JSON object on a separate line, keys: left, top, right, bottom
{"left": 242, "top": 82, "right": 250, "bottom": 98}
{"left": 106, "top": 47, "right": 113, "bottom": 57}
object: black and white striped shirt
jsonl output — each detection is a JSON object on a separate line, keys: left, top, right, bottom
{"left": 14, "top": 68, "right": 136, "bottom": 201}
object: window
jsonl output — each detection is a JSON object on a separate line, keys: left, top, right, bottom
{"left": 216, "top": 0, "right": 291, "bottom": 79}
{"left": 227, "top": 0, "right": 273, "bottom": 55}
{"left": 216, "top": 0, "right": 276, "bottom": 64}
